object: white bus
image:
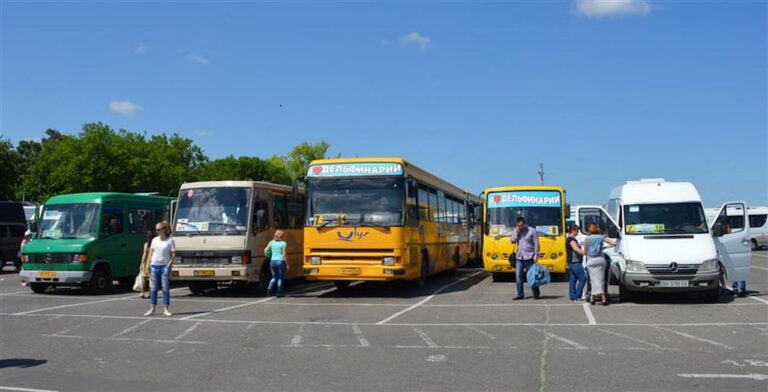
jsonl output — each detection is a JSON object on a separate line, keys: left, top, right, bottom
{"left": 172, "top": 181, "right": 304, "bottom": 295}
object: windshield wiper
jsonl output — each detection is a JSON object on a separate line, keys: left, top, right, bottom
{"left": 317, "top": 218, "right": 339, "bottom": 229}
{"left": 357, "top": 222, "right": 391, "bottom": 231}
{"left": 175, "top": 221, "right": 202, "bottom": 235}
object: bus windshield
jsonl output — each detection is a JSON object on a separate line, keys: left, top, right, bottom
{"left": 624, "top": 202, "right": 708, "bottom": 235}
{"left": 39, "top": 203, "right": 99, "bottom": 239}
{"left": 306, "top": 178, "right": 404, "bottom": 226}
{"left": 486, "top": 191, "right": 563, "bottom": 236}
{"left": 175, "top": 187, "right": 251, "bottom": 235}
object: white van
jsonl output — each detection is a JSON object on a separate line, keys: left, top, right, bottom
{"left": 747, "top": 207, "right": 768, "bottom": 250}
{"left": 574, "top": 179, "right": 751, "bottom": 301}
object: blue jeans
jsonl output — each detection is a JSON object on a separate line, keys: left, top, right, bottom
{"left": 568, "top": 263, "right": 587, "bottom": 301}
{"left": 149, "top": 265, "right": 171, "bottom": 307}
{"left": 732, "top": 281, "right": 746, "bottom": 294}
{"left": 515, "top": 258, "right": 540, "bottom": 298}
{"left": 268, "top": 259, "right": 286, "bottom": 296}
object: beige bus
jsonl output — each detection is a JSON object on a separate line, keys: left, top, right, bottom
{"left": 171, "top": 181, "right": 304, "bottom": 295}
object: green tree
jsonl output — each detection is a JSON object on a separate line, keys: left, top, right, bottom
{"left": 19, "top": 123, "right": 205, "bottom": 201}
{"left": 196, "top": 156, "right": 292, "bottom": 184}
{"left": 269, "top": 141, "right": 332, "bottom": 182}
{"left": 0, "top": 136, "right": 22, "bottom": 200}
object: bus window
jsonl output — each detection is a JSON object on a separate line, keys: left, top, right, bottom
{"left": 101, "top": 206, "right": 124, "bottom": 237}
{"left": 128, "top": 208, "right": 153, "bottom": 234}
{"left": 273, "top": 193, "right": 288, "bottom": 229}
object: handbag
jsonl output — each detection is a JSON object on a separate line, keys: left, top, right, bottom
{"left": 265, "top": 248, "right": 272, "bottom": 260}
{"left": 132, "top": 274, "right": 143, "bottom": 292}
{"left": 527, "top": 263, "right": 551, "bottom": 288}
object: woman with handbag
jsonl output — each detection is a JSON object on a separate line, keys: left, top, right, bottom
{"left": 582, "top": 224, "right": 616, "bottom": 306}
{"left": 136, "top": 230, "right": 156, "bottom": 298}
{"left": 264, "top": 230, "right": 288, "bottom": 297}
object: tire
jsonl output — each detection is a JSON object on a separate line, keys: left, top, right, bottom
{"left": 89, "top": 268, "right": 113, "bottom": 294}
{"left": 751, "top": 239, "right": 758, "bottom": 251}
{"left": 618, "top": 284, "right": 634, "bottom": 302}
{"left": 30, "top": 283, "right": 50, "bottom": 294}
{"left": 256, "top": 263, "right": 272, "bottom": 297}
{"left": 334, "top": 281, "right": 351, "bottom": 291}
{"left": 188, "top": 282, "right": 211, "bottom": 296}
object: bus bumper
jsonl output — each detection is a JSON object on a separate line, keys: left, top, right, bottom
{"left": 303, "top": 265, "right": 410, "bottom": 281}
{"left": 20, "top": 270, "right": 92, "bottom": 285}
{"left": 483, "top": 260, "right": 565, "bottom": 274}
{"left": 172, "top": 266, "right": 251, "bottom": 281}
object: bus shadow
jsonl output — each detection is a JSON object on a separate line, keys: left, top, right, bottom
{"left": 308, "top": 268, "right": 488, "bottom": 299}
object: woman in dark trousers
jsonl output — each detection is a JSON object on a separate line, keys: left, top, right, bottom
{"left": 566, "top": 224, "right": 587, "bottom": 302}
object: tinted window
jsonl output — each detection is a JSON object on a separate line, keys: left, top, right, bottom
{"left": 128, "top": 209, "right": 153, "bottom": 235}
{"left": 418, "top": 185, "right": 430, "bottom": 222}
{"left": 101, "top": 206, "right": 124, "bottom": 237}
{"left": 749, "top": 214, "right": 767, "bottom": 228}
{"left": 625, "top": 203, "right": 707, "bottom": 235}
{"left": 273, "top": 193, "right": 288, "bottom": 229}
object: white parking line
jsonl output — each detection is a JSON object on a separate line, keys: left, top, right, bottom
{"left": 352, "top": 325, "right": 370, "bottom": 347}
{"left": 0, "top": 386, "right": 60, "bottom": 392}
{"left": 13, "top": 296, "right": 132, "bottom": 315}
{"left": 540, "top": 330, "right": 587, "bottom": 350}
{"left": 413, "top": 327, "right": 438, "bottom": 348}
{"left": 42, "top": 333, "right": 206, "bottom": 345}
{"left": 175, "top": 321, "right": 202, "bottom": 340}
{"left": 749, "top": 296, "right": 768, "bottom": 305}
{"left": 596, "top": 327, "right": 663, "bottom": 348}
{"left": 582, "top": 302, "right": 597, "bottom": 325}
{"left": 465, "top": 325, "right": 496, "bottom": 340}
{"left": 375, "top": 270, "right": 484, "bottom": 325}
{"left": 179, "top": 296, "right": 273, "bottom": 320}
{"left": 752, "top": 253, "right": 768, "bottom": 258}
{"left": 0, "top": 290, "right": 35, "bottom": 296}
{"left": 112, "top": 319, "right": 153, "bottom": 337}
{"left": 290, "top": 324, "right": 305, "bottom": 347}
{"left": 4, "top": 312, "right": 767, "bottom": 328}
{"left": 751, "top": 265, "right": 768, "bottom": 271}
{"left": 678, "top": 373, "right": 768, "bottom": 381}
{"left": 655, "top": 327, "right": 734, "bottom": 350}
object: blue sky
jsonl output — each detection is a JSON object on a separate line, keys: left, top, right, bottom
{"left": 1, "top": 0, "right": 766, "bottom": 206}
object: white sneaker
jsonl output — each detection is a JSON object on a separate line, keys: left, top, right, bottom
{"left": 163, "top": 309, "right": 173, "bottom": 317}
{"left": 144, "top": 309, "right": 155, "bottom": 316}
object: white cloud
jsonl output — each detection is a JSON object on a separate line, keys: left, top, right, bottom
{"left": 380, "top": 39, "right": 390, "bottom": 47}
{"left": 195, "top": 130, "right": 213, "bottom": 137}
{"left": 399, "top": 32, "right": 431, "bottom": 50}
{"left": 109, "top": 100, "right": 141, "bottom": 115}
{"left": 187, "top": 53, "right": 210, "bottom": 65}
{"left": 134, "top": 44, "right": 147, "bottom": 54}
{"left": 574, "top": 0, "right": 651, "bottom": 18}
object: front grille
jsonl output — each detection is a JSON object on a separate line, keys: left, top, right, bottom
{"left": 309, "top": 248, "right": 395, "bottom": 264}
{"left": 175, "top": 250, "right": 240, "bottom": 266}
{"left": 647, "top": 264, "right": 699, "bottom": 274}
{"left": 27, "top": 253, "right": 71, "bottom": 264}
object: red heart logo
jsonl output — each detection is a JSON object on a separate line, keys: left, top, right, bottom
{"left": 312, "top": 166, "right": 322, "bottom": 175}
{"left": 493, "top": 195, "right": 501, "bottom": 204}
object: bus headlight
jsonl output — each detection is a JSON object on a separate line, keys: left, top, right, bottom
{"left": 383, "top": 257, "right": 395, "bottom": 266}
{"left": 310, "top": 256, "right": 322, "bottom": 265}
{"left": 626, "top": 259, "right": 648, "bottom": 273}
{"left": 491, "top": 253, "right": 498, "bottom": 260}
{"left": 22, "top": 255, "right": 29, "bottom": 262}
{"left": 550, "top": 253, "right": 557, "bottom": 260}
{"left": 698, "top": 259, "right": 719, "bottom": 273}
{"left": 232, "top": 255, "right": 243, "bottom": 264}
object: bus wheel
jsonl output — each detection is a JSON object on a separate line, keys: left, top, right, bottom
{"left": 188, "top": 282, "right": 210, "bottom": 296}
{"left": 30, "top": 283, "right": 50, "bottom": 294}
{"left": 417, "top": 257, "right": 428, "bottom": 287}
{"left": 256, "top": 263, "right": 272, "bottom": 297}
{"left": 334, "top": 281, "right": 350, "bottom": 291}
{"left": 89, "top": 268, "right": 113, "bottom": 294}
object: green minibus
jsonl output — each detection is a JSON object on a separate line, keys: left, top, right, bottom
{"left": 20, "top": 193, "right": 174, "bottom": 293}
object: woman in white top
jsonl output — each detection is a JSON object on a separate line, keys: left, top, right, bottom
{"left": 145, "top": 221, "right": 175, "bottom": 316}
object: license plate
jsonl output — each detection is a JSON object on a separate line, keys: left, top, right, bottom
{"left": 340, "top": 267, "right": 361, "bottom": 275}
{"left": 39, "top": 271, "right": 57, "bottom": 278}
{"left": 660, "top": 280, "right": 689, "bottom": 288}
{"left": 194, "top": 270, "right": 215, "bottom": 277}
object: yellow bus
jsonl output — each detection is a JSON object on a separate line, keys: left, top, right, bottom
{"left": 482, "top": 185, "right": 569, "bottom": 281}
{"left": 303, "top": 158, "right": 481, "bottom": 289}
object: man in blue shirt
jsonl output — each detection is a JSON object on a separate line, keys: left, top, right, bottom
{"left": 510, "top": 216, "right": 540, "bottom": 300}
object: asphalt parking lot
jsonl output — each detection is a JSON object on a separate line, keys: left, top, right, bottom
{"left": 1, "top": 251, "right": 767, "bottom": 392}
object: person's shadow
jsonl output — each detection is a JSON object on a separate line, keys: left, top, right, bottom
{"left": 0, "top": 358, "right": 47, "bottom": 369}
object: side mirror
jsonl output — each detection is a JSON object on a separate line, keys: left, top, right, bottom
{"left": 565, "top": 203, "right": 571, "bottom": 219}
{"left": 29, "top": 221, "right": 38, "bottom": 232}
{"left": 712, "top": 222, "right": 724, "bottom": 237}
